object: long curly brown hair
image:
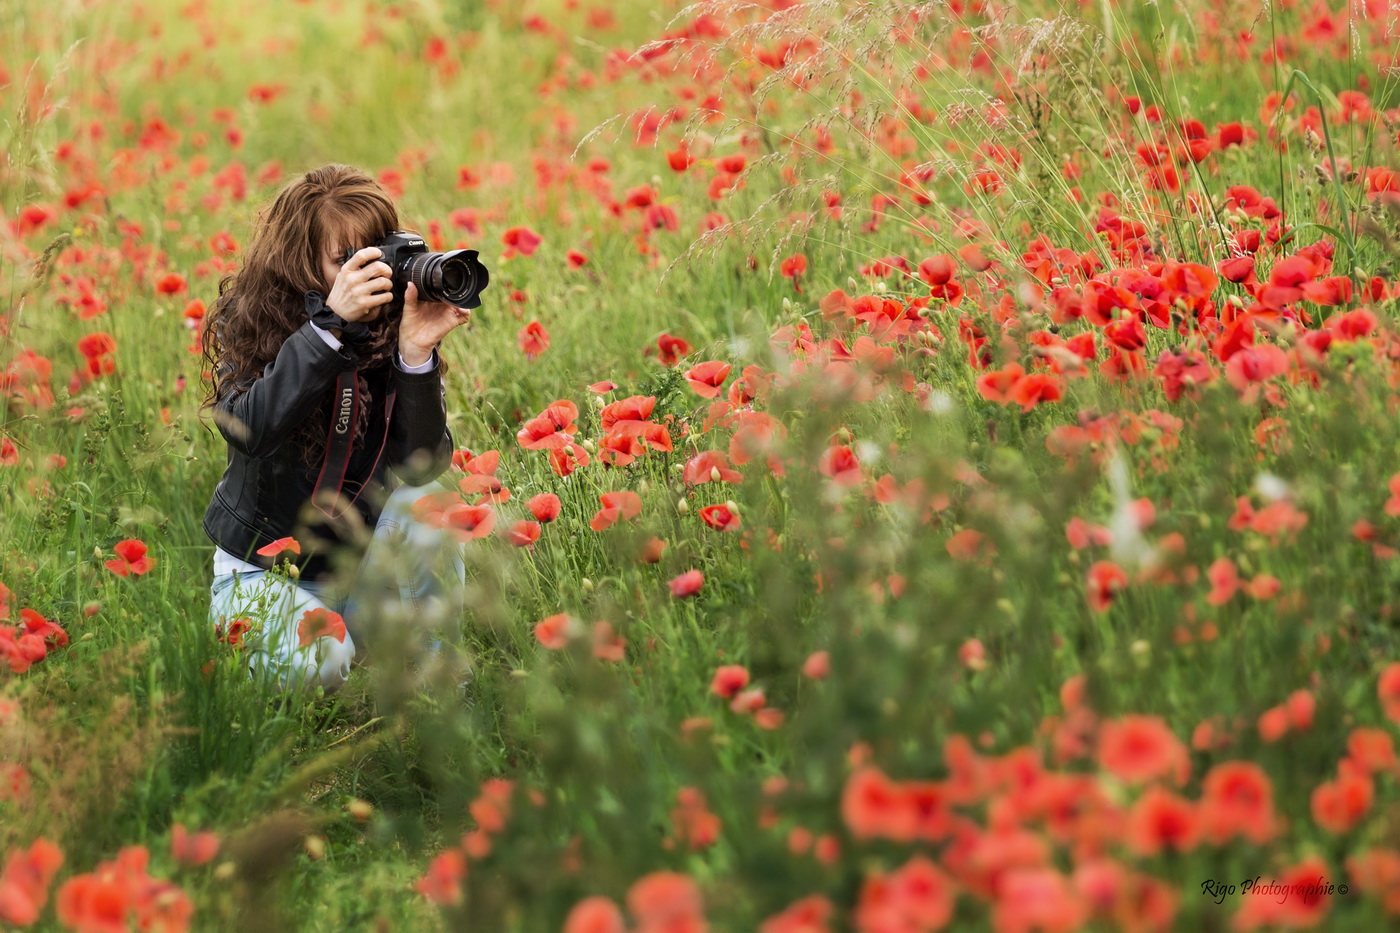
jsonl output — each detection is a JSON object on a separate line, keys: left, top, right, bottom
{"left": 201, "top": 164, "right": 406, "bottom": 465}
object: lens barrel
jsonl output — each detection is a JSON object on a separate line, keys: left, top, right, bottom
{"left": 405, "top": 249, "right": 489, "bottom": 309}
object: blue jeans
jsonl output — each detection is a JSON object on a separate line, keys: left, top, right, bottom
{"left": 208, "top": 478, "right": 467, "bottom": 694}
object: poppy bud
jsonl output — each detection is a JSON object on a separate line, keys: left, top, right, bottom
{"left": 213, "top": 862, "right": 236, "bottom": 881}
{"left": 348, "top": 799, "right": 373, "bottom": 821}
{"left": 582, "top": 577, "right": 594, "bottom": 592}
{"left": 677, "top": 498, "right": 689, "bottom": 514}
{"left": 710, "top": 467, "right": 721, "bottom": 482}
{"left": 583, "top": 438, "right": 596, "bottom": 451}
{"left": 305, "top": 836, "right": 326, "bottom": 860}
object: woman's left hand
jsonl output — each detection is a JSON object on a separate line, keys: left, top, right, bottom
{"left": 399, "top": 282, "right": 473, "bottom": 367}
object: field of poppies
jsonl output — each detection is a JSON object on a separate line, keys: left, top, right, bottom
{"left": 4, "top": 0, "right": 1400, "bottom": 929}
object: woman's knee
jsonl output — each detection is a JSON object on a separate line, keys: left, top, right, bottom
{"left": 210, "top": 571, "right": 357, "bottom": 694}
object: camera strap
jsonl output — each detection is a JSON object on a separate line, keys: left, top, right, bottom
{"left": 311, "top": 370, "right": 398, "bottom": 520}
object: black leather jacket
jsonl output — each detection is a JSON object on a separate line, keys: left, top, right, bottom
{"left": 202, "top": 299, "right": 454, "bottom": 581}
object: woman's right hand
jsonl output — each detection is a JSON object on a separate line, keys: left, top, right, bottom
{"left": 326, "top": 247, "right": 395, "bottom": 323}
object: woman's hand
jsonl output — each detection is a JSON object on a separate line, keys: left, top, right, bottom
{"left": 399, "top": 281, "right": 473, "bottom": 367}
{"left": 326, "top": 247, "right": 394, "bottom": 325}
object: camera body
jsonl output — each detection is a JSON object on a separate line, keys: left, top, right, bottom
{"left": 344, "top": 231, "right": 490, "bottom": 316}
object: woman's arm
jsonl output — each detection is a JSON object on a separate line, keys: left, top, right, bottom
{"left": 214, "top": 321, "right": 356, "bottom": 459}
{"left": 386, "top": 352, "right": 454, "bottom": 485}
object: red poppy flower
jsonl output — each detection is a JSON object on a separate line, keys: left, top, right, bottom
{"left": 591, "top": 621, "right": 626, "bottom": 662}
{"left": 683, "top": 361, "right": 731, "bottom": 398}
{"left": 501, "top": 225, "right": 543, "bottom": 259}
{"left": 105, "top": 539, "right": 155, "bottom": 577}
{"left": 1206, "top": 558, "right": 1239, "bottom": 605}
{"left": 170, "top": 824, "right": 220, "bottom": 867}
{"left": 549, "top": 442, "right": 590, "bottom": 477}
{"left": 729, "top": 411, "right": 786, "bottom": 469}
{"left": 817, "top": 445, "right": 862, "bottom": 487}
{"left": 506, "top": 520, "right": 541, "bottom": 548}
{"left": 1126, "top": 786, "right": 1200, "bottom": 856}
{"left": 1347, "top": 728, "right": 1397, "bottom": 774}
{"left": 526, "top": 493, "right": 561, "bottom": 523}
{"left": 599, "top": 395, "right": 655, "bottom": 431}
{"left": 589, "top": 491, "right": 642, "bottom": 531}
{"left": 564, "top": 897, "right": 625, "bottom": 933}
{"left": 1085, "top": 560, "right": 1128, "bottom": 612}
{"left": 669, "top": 570, "right": 704, "bottom": 598}
{"left": 710, "top": 665, "right": 750, "bottom": 698}
{"left": 415, "top": 850, "right": 467, "bottom": 906}
{"left": 255, "top": 536, "right": 300, "bottom": 558}
{"left": 1009, "top": 372, "right": 1064, "bottom": 411}
{"left": 534, "top": 613, "right": 577, "bottom": 649}
{"left": 780, "top": 253, "right": 807, "bottom": 283}
{"left": 918, "top": 254, "right": 956, "bottom": 285}
{"left": 684, "top": 450, "right": 742, "bottom": 485}
{"left": 976, "top": 363, "right": 1025, "bottom": 404}
{"left": 1199, "top": 761, "right": 1276, "bottom": 845}
{"left": 444, "top": 503, "right": 496, "bottom": 540}
{"left": 517, "top": 400, "right": 578, "bottom": 450}
{"left": 451, "top": 448, "right": 499, "bottom": 475}
{"left": 716, "top": 153, "right": 747, "bottom": 174}
{"left": 730, "top": 687, "right": 765, "bottom": 714}
{"left": 587, "top": 380, "right": 617, "bottom": 393}
{"left": 627, "top": 872, "right": 704, "bottom": 929}
{"left": 458, "top": 473, "right": 510, "bottom": 505}
{"left": 840, "top": 767, "right": 906, "bottom": 840}
{"left": 802, "top": 651, "right": 830, "bottom": 679}
{"left": 518, "top": 321, "right": 550, "bottom": 360}
{"left": 76, "top": 333, "right": 117, "bottom": 361}
{"left": 1097, "top": 715, "right": 1189, "bottom": 785}
{"left": 297, "top": 608, "right": 347, "bottom": 647}
{"left": 637, "top": 537, "right": 666, "bottom": 563}
{"left": 1380, "top": 663, "right": 1400, "bottom": 723}
{"left": 666, "top": 145, "right": 695, "bottom": 173}
{"left": 155, "top": 273, "right": 187, "bottom": 295}
{"left": 698, "top": 503, "right": 741, "bottom": 531}
{"left": 217, "top": 617, "right": 252, "bottom": 649}
{"left": 655, "top": 333, "right": 692, "bottom": 366}
{"left": 946, "top": 528, "right": 992, "bottom": 563}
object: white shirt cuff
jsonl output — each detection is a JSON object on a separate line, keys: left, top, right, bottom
{"left": 396, "top": 350, "right": 436, "bottom": 374}
{"left": 309, "top": 321, "right": 342, "bottom": 351}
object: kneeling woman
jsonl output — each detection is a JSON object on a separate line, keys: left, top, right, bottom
{"left": 200, "top": 163, "right": 474, "bottom": 693}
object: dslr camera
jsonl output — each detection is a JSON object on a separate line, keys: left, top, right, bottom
{"left": 344, "top": 231, "right": 490, "bottom": 315}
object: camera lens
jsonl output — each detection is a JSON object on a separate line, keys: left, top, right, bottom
{"left": 405, "top": 249, "right": 489, "bottom": 309}
{"left": 441, "top": 263, "right": 466, "bottom": 294}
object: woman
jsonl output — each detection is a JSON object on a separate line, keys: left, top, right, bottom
{"left": 200, "top": 163, "right": 473, "bottom": 693}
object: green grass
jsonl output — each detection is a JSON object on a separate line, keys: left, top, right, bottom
{"left": 3, "top": 0, "right": 1400, "bottom": 929}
